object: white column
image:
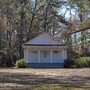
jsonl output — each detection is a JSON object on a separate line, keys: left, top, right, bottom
{"left": 62, "top": 50, "right": 65, "bottom": 62}
{"left": 38, "top": 50, "right": 40, "bottom": 63}
{"left": 24, "top": 49, "right": 28, "bottom": 63}
{"left": 27, "top": 50, "right": 29, "bottom": 62}
{"left": 27, "top": 50, "right": 28, "bottom": 59}
{"left": 50, "top": 50, "right": 52, "bottom": 63}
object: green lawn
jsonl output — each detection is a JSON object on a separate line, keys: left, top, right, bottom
{"left": 0, "top": 68, "right": 90, "bottom": 90}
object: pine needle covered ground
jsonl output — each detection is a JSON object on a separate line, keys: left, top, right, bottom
{"left": 0, "top": 68, "right": 90, "bottom": 90}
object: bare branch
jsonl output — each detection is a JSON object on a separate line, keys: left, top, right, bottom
{"left": 66, "top": 26, "right": 90, "bottom": 38}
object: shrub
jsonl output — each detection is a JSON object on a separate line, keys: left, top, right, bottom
{"left": 75, "top": 57, "right": 90, "bottom": 68}
{"left": 15, "top": 59, "right": 27, "bottom": 68}
{"left": 64, "top": 51, "right": 80, "bottom": 68}
{"left": 67, "top": 51, "right": 80, "bottom": 59}
{"left": 64, "top": 59, "right": 76, "bottom": 68}
{"left": 64, "top": 57, "right": 90, "bottom": 68}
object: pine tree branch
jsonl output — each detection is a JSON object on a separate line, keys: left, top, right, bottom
{"left": 71, "top": 26, "right": 90, "bottom": 34}
{"left": 66, "top": 26, "right": 90, "bottom": 38}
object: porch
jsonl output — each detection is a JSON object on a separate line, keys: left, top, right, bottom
{"left": 24, "top": 49, "right": 67, "bottom": 68}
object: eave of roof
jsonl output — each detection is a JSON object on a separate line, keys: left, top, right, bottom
{"left": 24, "top": 44, "right": 66, "bottom": 46}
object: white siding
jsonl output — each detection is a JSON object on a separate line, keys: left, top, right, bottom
{"left": 52, "top": 51, "right": 62, "bottom": 63}
{"left": 28, "top": 50, "right": 38, "bottom": 63}
{"left": 24, "top": 49, "right": 67, "bottom": 64}
{"left": 58, "top": 51, "right": 63, "bottom": 63}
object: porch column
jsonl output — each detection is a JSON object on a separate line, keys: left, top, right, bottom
{"left": 38, "top": 50, "right": 40, "bottom": 63}
{"left": 24, "top": 49, "right": 28, "bottom": 62}
{"left": 62, "top": 50, "right": 65, "bottom": 62}
{"left": 50, "top": 50, "right": 52, "bottom": 63}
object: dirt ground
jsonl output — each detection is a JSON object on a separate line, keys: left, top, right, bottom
{"left": 0, "top": 68, "right": 90, "bottom": 90}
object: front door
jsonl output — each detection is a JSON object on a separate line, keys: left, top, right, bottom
{"left": 40, "top": 50, "right": 50, "bottom": 63}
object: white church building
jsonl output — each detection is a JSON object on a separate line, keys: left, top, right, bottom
{"left": 22, "top": 32, "right": 68, "bottom": 68}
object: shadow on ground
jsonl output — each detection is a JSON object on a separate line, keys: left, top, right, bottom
{"left": 0, "top": 71, "right": 90, "bottom": 90}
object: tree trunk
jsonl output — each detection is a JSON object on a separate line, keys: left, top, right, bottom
{"left": 19, "top": 9, "right": 25, "bottom": 59}
{"left": 27, "top": 0, "right": 37, "bottom": 41}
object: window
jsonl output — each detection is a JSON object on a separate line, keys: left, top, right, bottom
{"left": 54, "top": 51, "right": 58, "bottom": 53}
{"left": 33, "top": 51, "right": 37, "bottom": 53}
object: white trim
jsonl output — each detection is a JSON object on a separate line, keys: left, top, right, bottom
{"left": 23, "top": 46, "right": 68, "bottom": 49}
{"left": 50, "top": 50, "right": 52, "bottom": 63}
{"left": 38, "top": 50, "right": 40, "bottom": 63}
